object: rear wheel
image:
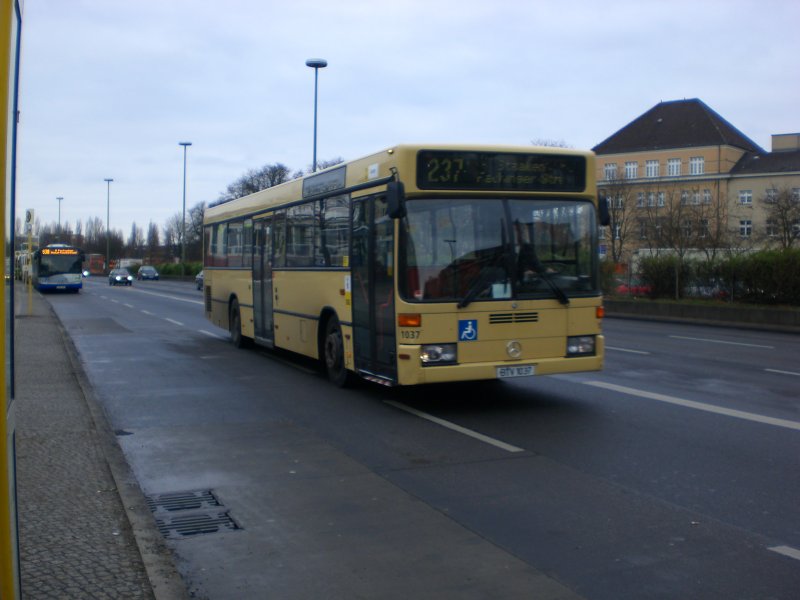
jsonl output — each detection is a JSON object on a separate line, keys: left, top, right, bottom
{"left": 323, "top": 316, "right": 351, "bottom": 387}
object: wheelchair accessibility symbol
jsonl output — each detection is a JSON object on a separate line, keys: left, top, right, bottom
{"left": 458, "top": 319, "right": 478, "bottom": 341}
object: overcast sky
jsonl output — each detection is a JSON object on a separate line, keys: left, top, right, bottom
{"left": 17, "top": 0, "right": 800, "bottom": 241}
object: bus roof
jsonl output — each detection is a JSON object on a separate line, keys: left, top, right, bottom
{"left": 204, "top": 143, "right": 596, "bottom": 225}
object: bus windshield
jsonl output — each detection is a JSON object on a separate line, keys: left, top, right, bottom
{"left": 37, "top": 253, "right": 83, "bottom": 277}
{"left": 400, "top": 198, "right": 598, "bottom": 304}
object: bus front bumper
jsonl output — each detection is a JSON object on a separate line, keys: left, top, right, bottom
{"left": 396, "top": 343, "right": 604, "bottom": 386}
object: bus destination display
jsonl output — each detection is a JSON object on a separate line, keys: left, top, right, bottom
{"left": 41, "top": 247, "right": 80, "bottom": 256}
{"left": 417, "top": 150, "right": 586, "bottom": 192}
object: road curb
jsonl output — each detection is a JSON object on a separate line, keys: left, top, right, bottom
{"left": 52, "top": 301, "right": 190, "bottom": 600}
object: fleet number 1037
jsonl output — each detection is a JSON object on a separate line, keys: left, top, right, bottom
{"left": 400, "top": 330, "right": 420, "bottom": 340}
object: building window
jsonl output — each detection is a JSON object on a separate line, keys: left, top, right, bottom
{"left": 645, "top": 160, "right": 659, "bottom": 178}
{"left": 625, "top": 161, "right": 638, "bottom": 179}
{"left": 680, "top": 191, "right": 688, "bottom": 205}
{"left": 739, "top": 190, "right": 753, "bottom": 205}
{"left": 636, "top": 192, "right": 644, "bottom": 208}
{"left": 647, "top": 192, "right": 656, "bottom": 207}
{"left": 739, "top": 220, "right": 752, "bottom": 238}
{"left": 689, "top": 156, "right": 705, "bottom": 175}
{"left": 692, "top": 191, "right": 701, "bottom": 205}
{"left": 703, "top": 189, "right": 712, "bottom": 204}
{"left": 613, "top": 224, "right": 621, "bottom": 240}
{"left": 667, "top": 158, "right": 681, "bottom": 176}
{"left": 765, "top": 188, "right": 778, "bottom": 203}
{"left": 792, "top": 188, "right": 800, "bottom": 202}
{"left": 658, "top": 192, "right": 665, "bottom": 207}
{"left": 604, "top": 163, "right": 617, "bottom": 180}
{"left": 699, "top": 219, "right": 709, "bottom": 238}
{"left": 639, "top": 219, "right": 647, "bottom": 239}
{"left": 766, "top": 219, "right": 778, "bottom": 237}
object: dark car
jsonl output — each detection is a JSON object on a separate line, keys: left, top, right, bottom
{"left": 137, "top": 265, "right": 159, "bottom": 280}
{"left": 195, "top": 270, "right": 204, "bottom": 290}
{"left": 109, "top": 268, "right": 133, "bottom": 286}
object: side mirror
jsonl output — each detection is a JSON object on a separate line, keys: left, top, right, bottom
{"left": 387, "top": 181, "right": 406, "bottom": 219}
{"left": 598, "top": 193, "right": 610, "bottom": 226}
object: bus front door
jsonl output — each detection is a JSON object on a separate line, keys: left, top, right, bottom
{"left": 351, "top": 195, "right": 397, "bottom": 383}
{"left": 252, "top": 218, "right": 274, "bottom": 346}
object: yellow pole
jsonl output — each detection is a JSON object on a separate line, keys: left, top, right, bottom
{"left": 0, "top": 1, "right": 21, "bottom": 598}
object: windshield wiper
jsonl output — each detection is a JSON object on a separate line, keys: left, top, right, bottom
{"left": 457, "top": 247, "right": 513, "bottom": 309}
{"left": 536, "top": 268, "right": 570, "bottom": 305}
{"left": 457, "top": 264, "right": 500, "bottom": 308}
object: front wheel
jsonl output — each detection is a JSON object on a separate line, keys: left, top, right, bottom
{"left": 323, "top": 317, "right": 352, "bottom": 387}
{"left": 229, "top": 299, "right": 249, "bottom": 348}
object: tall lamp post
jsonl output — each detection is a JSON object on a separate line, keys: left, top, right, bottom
{"left": 305, "top": 58, "right": 327, "bottom": 172}
{"left": 179, "top": 142, "right": 192, "bottom": 276}
{"left": 56, "top": 196, "right": 63, "bottom": 239}
{"left": 104, "top": 178, "right": 113, "bottom": 272}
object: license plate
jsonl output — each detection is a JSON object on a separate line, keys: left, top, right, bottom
{"left": 496, "top": 365, "right": 535, "bottom": 378}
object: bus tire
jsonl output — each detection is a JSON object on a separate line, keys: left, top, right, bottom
{"left": 323, "top": 316, "right": 351, "bottom": 387}
{"left": 229, "top": 299, "right": 248, "bottom": 348}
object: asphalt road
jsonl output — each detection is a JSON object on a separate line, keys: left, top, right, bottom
{"left": 47, "top": 277, "right": 800, "bottom": 599}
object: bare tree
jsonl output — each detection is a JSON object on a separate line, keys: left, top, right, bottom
{"left": 600, "top": 176, "right": 639, "bottom": 264}
{"left": 217, "top": 162, "right": 295, "bottom": 203}
{"left": 127, "top": 222, "right": 145, "bottom": 256}
{"left": 758, "top": 184, "right": 800, "bottom": 249}
{"left": 163, "top": 214, "right": 182, "bottom": 259}
{"left": 531, "top": 138, "right": 572, "bottom": 148}
{"left": 188, "top": 201, "right": 206, "bottom": 261}
{"left": 146, "top": 221, "right": 160, "bottom": 262}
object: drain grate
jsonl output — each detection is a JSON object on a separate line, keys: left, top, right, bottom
{"left": 154, "top": 511, "right": 239, "bottom": 538}
{"left": 146, "top": 489, "right": 221, "bottom": 513}
{"left": 146, "top": 489, "right": 240, "bottom": 539}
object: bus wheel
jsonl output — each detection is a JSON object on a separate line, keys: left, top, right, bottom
{"left": 229, "top": 299, "right": 247, "bottom": 348}
{"left": 323, "top": 316, "right": 351, "bottom": 387}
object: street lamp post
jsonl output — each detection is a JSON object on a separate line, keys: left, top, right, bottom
{"left": 305, "top": 58, "right": 327, "bottom": 172}
{"left": 179, "top": 142, "right": 192, "bottom": 277}
{"left": 104, "top": 179, "right": 113, "bottom": 272}
{"left": 56, "top": 196, "right": 63, "bottom": 238}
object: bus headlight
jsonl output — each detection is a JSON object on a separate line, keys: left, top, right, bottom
{"left": 566, "top": 335, "right": 595, "bottom": 357}
{"left": 420, "top": 344, "right": 457, "bottom": 366}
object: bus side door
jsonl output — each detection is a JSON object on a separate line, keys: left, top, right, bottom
{"left": 252, "top": 218, "right": 274, "bottom": 345}
{"left": 351, "top": 195, "right": 397, "bottom": 382}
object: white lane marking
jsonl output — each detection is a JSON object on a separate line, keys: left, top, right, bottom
{"left": 669, "top": 335, "right": 774, "bottom": 349}
{"left": 585, "top": 381, "right": 800, "bottom": 432}
{"left": 765, "top": 368, "right": 800, "bottom": 377}
{"left": 123, "top": 303, "right": 134, "bottom": 308}
{"left": 769, "top": 545, "right": 800, "bottom": 561}
{"left": 199, "top": 330, "right": 225, "bottom": 339}
{"left": 130, "top": 287, "right": 203, "bottom": 306}
{"left": 141, "top": 310, "right": 154, "bottom": 316}
{"left": 606, "top": 346, "right": 651, "bottom": 355}
{"left": 384, "top": 400, "right": 525, "bottom": 453}
{"left": 165, "top": 318, "right": 184, "bottom": 326}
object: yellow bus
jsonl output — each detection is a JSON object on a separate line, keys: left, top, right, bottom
{"left": 1, "top": 1, "right": 21, "bottom": 597}
{"left": 203, "top": 144, "right": 609, "bottom": 387}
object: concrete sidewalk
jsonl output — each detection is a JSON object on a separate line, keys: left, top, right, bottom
{"left": 13, "top": 287, "right": 187, "bottom": 599}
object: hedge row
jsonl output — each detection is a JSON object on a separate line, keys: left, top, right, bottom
{"left": 633, "top": 249, "right": 800, "bottom": 305}
{"left": 146, "top": 262, "right": 203, "bottom": 277}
